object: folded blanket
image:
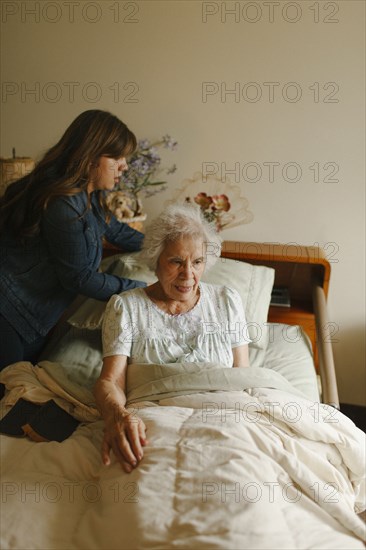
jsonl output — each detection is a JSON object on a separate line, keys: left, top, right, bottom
{"left": 0, "top": 362, "right": 99, "bottom": 422}
{"left": 125, "top": 362, "right": 307, "bottom": 404}
{"left": 0, "top": 361, "right": 306, "bottom": 418}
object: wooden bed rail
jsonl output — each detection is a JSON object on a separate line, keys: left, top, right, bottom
{"left": 312, "top": 285, "right": 340, "bottom": 409}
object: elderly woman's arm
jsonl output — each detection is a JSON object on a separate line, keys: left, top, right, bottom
{"left": 233, "top": 344, "right": 250, "bottom": 368}
{"left": 94, "top": 355, "right": 148, "bottom": 473}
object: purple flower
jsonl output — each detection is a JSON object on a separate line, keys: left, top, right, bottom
{"left": 117, "top": 134, "right": 177, "bottom": 203}
{"left": 138, "top": 139, "right": 151, "bottom": 150}
{"left": 162, "top": 134, "right": 178, "bottom": 150}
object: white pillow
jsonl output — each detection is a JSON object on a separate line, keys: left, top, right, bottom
{"left": 68, "top": 252, "right": 274, "bottom": 349}
{"left": 202, "top": 257, "right": 274, "bottom": 349}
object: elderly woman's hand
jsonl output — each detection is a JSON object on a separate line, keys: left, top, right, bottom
{"left": 94, "top": 355, "right": 149, "bottom": 473}
{"left": 102, "top": 406, "right": 148, "bottom": 473}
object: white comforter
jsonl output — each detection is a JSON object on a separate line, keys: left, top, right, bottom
{"left": 0, "top": 362, "right": 365, "bottom": 549}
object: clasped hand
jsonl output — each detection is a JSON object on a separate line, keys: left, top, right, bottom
{"left": 102, "top": 407, "right": 148, "bottom": 473}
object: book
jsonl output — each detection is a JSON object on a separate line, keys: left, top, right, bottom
{"left": 270, "top": 287, "right": 291, "bottom": 307}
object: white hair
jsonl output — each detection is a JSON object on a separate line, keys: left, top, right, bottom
{"left": 142, "top": 203, "right": 222, "bottom": 272}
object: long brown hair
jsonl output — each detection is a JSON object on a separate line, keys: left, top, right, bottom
{"left": 0, "top": 110, "right": 136, "bottom": 238}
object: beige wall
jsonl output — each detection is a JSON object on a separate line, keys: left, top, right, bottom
{"left": 1, "top": 0, "right": 365, "bottom": 405}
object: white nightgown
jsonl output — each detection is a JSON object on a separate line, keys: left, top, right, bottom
{"left": 102, "top": 283, "right": 251, "bottom": 367}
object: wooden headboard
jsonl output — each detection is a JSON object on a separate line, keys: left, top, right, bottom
{"left": 221, "top": 241, "right": 339, "bottom": 408}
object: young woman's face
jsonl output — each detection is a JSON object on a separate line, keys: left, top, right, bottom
{"left": 156, "top": 237, "right": 206, "bottom": 303}
{"left": 87, "top": 156, "right": 128, "bottom": 193}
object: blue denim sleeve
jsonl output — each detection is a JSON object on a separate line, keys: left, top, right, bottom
{"left": 42, "top": 198, "right": 146, "bottom": 300}
{"left": 104, "top": 216, "right": 145, "bottom": 252}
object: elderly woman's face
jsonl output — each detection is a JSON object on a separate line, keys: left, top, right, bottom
{"left": 156, "top": 237, "right": 206, "bottom": 302}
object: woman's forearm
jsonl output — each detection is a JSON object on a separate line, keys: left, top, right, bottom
{"left": 94, "top": 356, "right": 148, "bottom": 472}
{"left": 233, "top": 344, "right": 250, "bottom": 368}
{"left": 94, "top": 378, "right": 128, "bottom": 423}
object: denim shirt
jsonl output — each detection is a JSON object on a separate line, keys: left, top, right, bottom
{"left": 0, "top": 190, "right": 145, "bottom": 343}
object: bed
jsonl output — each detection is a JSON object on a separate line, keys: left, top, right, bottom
{"left": 0, "top": 241, "right": 365, "bottom": 550}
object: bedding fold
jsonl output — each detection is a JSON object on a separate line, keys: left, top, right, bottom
{"left": 125, "top": 362, "right": 307, "bottom": 404}
{"left": 0, "top": 361, "right": 99, "bottom": 422}
{"left": 0, "top": 361, "right": 306, "bottom": 419}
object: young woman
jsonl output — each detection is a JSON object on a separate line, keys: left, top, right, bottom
{"left": 0, "top": 110, "right": 146, "bottom": 369}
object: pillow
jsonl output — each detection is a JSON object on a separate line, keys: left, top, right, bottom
{"left": 202, "top": 257, "right": 274, "bottom": 349}
{"left": 68, "top": 252, "right": 274, "bottom": 349}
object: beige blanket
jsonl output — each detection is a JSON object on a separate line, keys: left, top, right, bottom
{"left": 126, "top": 361, "right": 307, "bottom": 404}
{"left": 1, "top": 360, "right": 365, "bottom": 549}
{"left": 0, "top": 361, "right": 305, "bottom": 419}
{"left": 0, "top": 361, "right": 99, "bottom": 422}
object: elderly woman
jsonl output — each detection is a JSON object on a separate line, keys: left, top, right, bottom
{"left": 94, "top": 204, "right": 251, "bottom": 472}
